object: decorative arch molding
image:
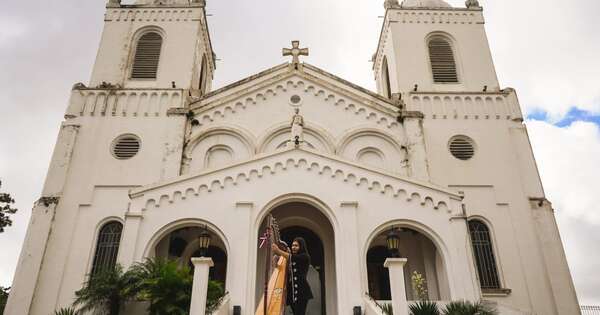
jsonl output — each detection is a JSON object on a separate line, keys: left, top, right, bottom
{"left": 137, "top": 152, "right": 455, "bottom": 214}
{"left": 186, "top": 125, "right": 256, "bottom": 156}
{"left": 257, "top": 122, "right": 336, "bottom": 154}
{"left": 131, "top": 25, "right": 167, "bottom": 43}
{"left": 142, "top": 218, "right": 230, "bottom": 260}
{"left": 362, "top": 219, "right": 453, "bottom": 299}
{"left": 192, "top": 78, "right": 400, "bottom": 130}
{"left": 254, "top": 193, "right": 340, "bottom": 234}
{"left": 363, "top": 219, "right": 450, "bottom": 267}
{"left": 337, "top": 127, "right": 405, "bottom": 156}
{"left": 184, "top": 125, "right": 257, "bottom": 173}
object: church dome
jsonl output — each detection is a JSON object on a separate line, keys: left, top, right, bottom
{"left": 401, "top": 0, "right": 452, "bottom": 8}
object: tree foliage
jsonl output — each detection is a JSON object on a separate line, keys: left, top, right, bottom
{"left": 129, "top": 258, "right": 194, "bottom": 315}
{"left": 1, "top": 286, "right": 10, "bottom": 315}
{"left": 74, "top": 265, "right": 138, "bottom": 315}
{"left": 0, "top": 181, "right": 18, "bottom": 233}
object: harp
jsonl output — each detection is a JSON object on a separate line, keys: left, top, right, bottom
{"left": 255, "top": 215, "right": 289, "bottom": 315}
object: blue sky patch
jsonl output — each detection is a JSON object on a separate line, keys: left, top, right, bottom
{"left": 527, "top": 107, "right": 600, "bottom": 127}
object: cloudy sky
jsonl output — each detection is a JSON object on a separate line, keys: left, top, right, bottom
{"left": 1, "top": 0, "right": 599, "bottom": 306}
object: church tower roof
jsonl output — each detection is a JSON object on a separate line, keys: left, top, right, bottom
{"left": 400, "top": 0, "right": 452, "bottom": 8}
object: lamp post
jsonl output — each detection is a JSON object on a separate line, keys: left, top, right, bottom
{"left": 198, "top": 225, "right": 211, "bottom": 257}
{"left": 386, "top": 226, "right": 401, "bottom": 258}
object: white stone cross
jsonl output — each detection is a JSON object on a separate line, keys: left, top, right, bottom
{"left": 283, "top": 40, "right": 309, "bottom": 65}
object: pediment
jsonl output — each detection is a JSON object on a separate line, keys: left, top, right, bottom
{"left": 130, "top": 148, "right": 463, "bottom": 214}
{"left": 189, "top": 63, "right": 401, "bottom": 130}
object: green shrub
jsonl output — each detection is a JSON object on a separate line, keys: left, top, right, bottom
{"left": 442, "top": 300, "right": 497, "bottom": 315}
{"left": 0, "top": 286, "right": 9, "bottom": 315}
{"left": 381, "top": 302, "right": 393, "bottom": 315}
{"left": 53, "top": 307, "right": 78, "bottom": 315}
{"left": 74, "top": 265, "right": 138, "bottom": 315}
{"left": 410, "top": 300, "right": 440, "bottom": 315}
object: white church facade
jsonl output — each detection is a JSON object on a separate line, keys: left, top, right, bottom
{"left": 5, "top": 0, "right": 582, "bottom": 314}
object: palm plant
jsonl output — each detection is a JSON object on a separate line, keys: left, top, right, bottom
{"left": 0, "top": 286, "right": 9, "bottom": 315}
{"left": 380, "top": 303, "right": 393, "bottom": 315}
{"left": 205, "top": 281, "right": 226, "bottom": 314}
{"left": 442, "top": 300, "right": 497, "bottom": 315}
{"left": 129, "top": 258, "right": 194, "bottom": 315}
{"left": 53, "top": 307, "right": 78, "bottom": 315}
{"left": 74, "top": 265, "right": 138, "bottom": 315}
{"left": 410, "top": 300, "right": 440, "bottom": 315}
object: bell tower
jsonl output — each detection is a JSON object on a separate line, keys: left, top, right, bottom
{"left": 374, "top": 0, "right": 499, "bottom": 96}
{"left": 90, "top": 0, "right": 215, "bottom": 92}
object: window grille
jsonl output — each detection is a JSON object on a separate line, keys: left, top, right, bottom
{"left": 468, "top": 220, "right": 501, "bottom": 290}
{"left": 428, "top": 37, "right": 458, "bottom": 83}
{"left": 91, "top": 221, "right": 123, "bottom": 275}
{"left": 131, "top": 32, "right": 163, "bottom": 79}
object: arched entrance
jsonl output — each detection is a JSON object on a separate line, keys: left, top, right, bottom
{"left": 366, "top": 227, "right": 450, "bottom": 302}
{"left": 153, "top": 225, "right": 228, "bottom": 286}
{"left": 255, "top": 202, "right": 336, "bottom": 315}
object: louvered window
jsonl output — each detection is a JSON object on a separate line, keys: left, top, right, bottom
{"left": 449, "top": 135, "right": 475, "bottom": 160}
{"left": 131, "top": 32, "right": 163, "bottom": 79}
{"left": 91, "top": 221, "right": 123, "bottom": 275}
{"left": 112, "top": 134, "right": 141, "bottom": 159}
{"left": 468, "top": 220, "right": 501, "bottom": 290}
{"left": 428, "top": 37, "right": 458, "bottom": 83}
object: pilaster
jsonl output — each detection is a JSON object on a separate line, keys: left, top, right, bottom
{"left": 4, "top": 198, "right": 60, "bottom": 315}
{"left": 336, "top": 201, "right": 363, "bottom": 314}
{"left": 117, "top": 211, "right": 144, "bottom": 269}
{"left": 400, "top": 111, "right": 430, "bottom": 181}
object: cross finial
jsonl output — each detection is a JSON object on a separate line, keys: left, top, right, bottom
{"left": 283, "top": 40, "right": 309, "bottom": 65}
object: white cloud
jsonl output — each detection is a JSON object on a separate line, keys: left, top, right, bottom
{"left": 0, "top": 0, "right": 599, "bottom": 307}
{"left": 527, "top": 119, "right": 600, "bottom": 304}
{"left": 0, "top": 18, "right": 29, "bottom": 46}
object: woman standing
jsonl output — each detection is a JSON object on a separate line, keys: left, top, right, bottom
{"left": 272, "top": 237, "right": 314, "bottom": 315}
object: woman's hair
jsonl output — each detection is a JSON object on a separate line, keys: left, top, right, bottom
{"left": 293, "top": 237, "right": 311, "bottom": 264}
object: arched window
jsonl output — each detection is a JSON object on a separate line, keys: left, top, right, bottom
{"left": 91, "top": 221, "right": 123, "bottom": 275}
{"left": 428, "top": 36, "right": 458, "bottom": 83}
{"left": 131, "top": 32, "right": 163, "bottom": 79}
{"left": 381, "top": 56, "right": 392, "bottom": 98}
{"left": 468, "top": 220, "right": 501, "bottom": 290}
{"left": 199, "top": 55, "right": 208, "bottom": 94}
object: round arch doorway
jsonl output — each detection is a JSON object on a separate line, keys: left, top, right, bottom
{"left": 256, "top": 202, "right": 337, "bottom": 315}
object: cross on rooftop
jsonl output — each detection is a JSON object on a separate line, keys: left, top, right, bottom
{"left": 282, "top": 40, "right": 309, "bottom": 65}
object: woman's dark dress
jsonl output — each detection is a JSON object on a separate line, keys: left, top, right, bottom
{"left": 287, "top": 253, "right": 313, "bottom": 314}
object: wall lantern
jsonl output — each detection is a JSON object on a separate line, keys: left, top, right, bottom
{"left": 198, "top": 225, "right": 211, "bottom": 257}
{"left": 386, "top": 226, "right": 401, "bottom": 258}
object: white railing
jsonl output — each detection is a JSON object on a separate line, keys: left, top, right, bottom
{"left": 582, "top": 305, "right": 600, "bottom": 315}
{"left": 405, "top": 90, "right": 523, "bottom": 122}
{"left": 66, "top": 88, "right": 184, "bottom": 118}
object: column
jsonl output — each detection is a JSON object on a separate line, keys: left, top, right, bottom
{"left": 190, "top": 257, "right": 214, "bottom": 315}
{"left": 384, "top": 258, "right": 409, "bottom": 315}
